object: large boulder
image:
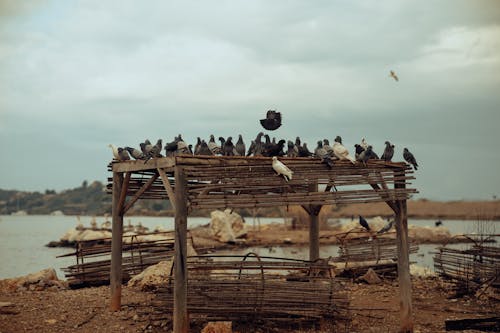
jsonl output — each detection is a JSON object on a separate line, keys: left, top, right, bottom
{"left": 210, "top": 209, "right": 247, "bottom": 243}
{"left": 128, "top": 259, "right": 174, "bottom": 291}
{"left": 0, "top": 268, "right": 66, "bottom": 292}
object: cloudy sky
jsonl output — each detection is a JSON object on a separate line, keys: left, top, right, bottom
{"left": 1, "top": 1, "right": 499, "bottom": 200}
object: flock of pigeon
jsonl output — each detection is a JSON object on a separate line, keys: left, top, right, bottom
{"left": 108, "top": 110, "right": 419, "bottom": 176}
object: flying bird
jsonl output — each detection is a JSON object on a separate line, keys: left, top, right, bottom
{"left": 377, "top": 220, "right": 394, "bottom": 234}
{"left": 359, "top": 215, "right": 371, "bottom": 231}
{"left": 260, "top": 109, "right": 282, "bottom": 131}
{"left": 403, "top": 148, "right": 418, "bottom": 170}
{"left": 333, "top": 136, "right": 356, "bottom": 164}
{"left": 381, "top": 141, "right": 395, "bottom": 162}
{"left": 108, "top": 144, "right": 120, "bottom": 161}
{"left": 272, "top": 156, "right": 293, "bottom": 181}
{"left": 389, "top": 70, "right": 399, "bottom": 81}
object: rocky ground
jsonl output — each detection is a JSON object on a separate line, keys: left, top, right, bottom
{"left": 0, "top": 276, "right": 498, "bottom": 333}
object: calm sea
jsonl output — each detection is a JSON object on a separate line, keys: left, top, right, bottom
{"left": 0, "top": 215, "right": 496, "bottom": 279}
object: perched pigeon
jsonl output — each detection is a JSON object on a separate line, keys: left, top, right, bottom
{"left": 360, "top": 138, "right": 369, "bottom": 150}
{"left": 247, "top": 132, "right": 264, "bottom": 156}
{"left": 359, "top": 215, "right": 371, "bottom": 231}
{"left": 263, "top": 139, "right": 286, "bottom": 157}
{"left": 125, "top": 147, "right": 145, "bottom": 160}
{"left": 196, "top": 140, "right": 213, "bottom": 155}
{"left": 142, "top": 139, "right": 153, "bottom": 155}
{"left": 164, "top": 137, "right": 180, "bottom": 156}
{"left": 260, "top": 109, "right": 282, "bottom": 131}
{"left": 235, "top": 134, "right": 246, "bottom": 156}
{"left": 272, "top": 156, "right": 293, "bottom": 181}
{"left": 403, "top": 148, "right": 418, "bottom": 170}
{"left": 194, "top": 137, "right": 202, "bottom": 155}
{"left": 144, "top": 139, "right": 163, "bottom": 162}
{"left": 286, "top": 140, "right": 298, "bottom": 157}
{"left": 298, "top": 142, "right": 313, "bottom": 157}
{"left": 176, "top": 138, "right": 191, "bottom": 154}
{"left": 378, "top": 220, "right": 394, "bottom": 234}
{"left": 315, "top": 141, "right": 334, "bottom": 168}
{"left": 333, "top": 136, "right": 356, "bottom": 164}
{"left": 117, "top": 147, "right": 131, "bottom": 161}
{"left": 381, "top": 141, "right": 395, "bottom": 162}
{"left": 222, "top": 137, "right": 236, "bottom": 156}
{"left": 354, "top": 144, "right": 365, "bottom": 160}
{"left": 389, "top": 70, "right": 399, "bottom": 82}
{"left": 208, "top": 134, "right": 222, "bottom": 155}
{"left": 323, "top": 139, "right": 334, "bottom": 156}
{"left": 357, "top": 145, "right": 377, "bottom": 165}
{"left": 108, "top": 144, "right": 120, "bottom": 160}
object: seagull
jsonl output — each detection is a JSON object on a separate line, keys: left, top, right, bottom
{"left": 377, "top": 220, "right": 394, "bottom": 234}
{"left": 108, "top": 144, "right": 120, "bottom": 160}
{"left": 125, "top": 146, "right": 145, "bottom": 160}
{"left": 272, "top": 156, "right": 293, "bottom": 181}
{"left": 117, "top": 147, "right": 131, "bottom": 161}
{"left": 381, "top": 141, "right": 395, "bottom": 162}
{"left": 389, "top": 70, "right": 399, "bottom": 81}
{"left": 333, "top": 136, "right": 356, "bottom": 164}
{"left": 403, "top": 148, "right": 418, "bottom": 170}
{"left": 359, "top": 215, "right": 371, "bottom": 231}
{"left": 208, "top": 134, "right": 222, "bottom": 155}
{"left": 235, "top": 134, "right": 246, "bottom": 156}
{"left": 260, "top": 109, "right": 282, "bottom": 131}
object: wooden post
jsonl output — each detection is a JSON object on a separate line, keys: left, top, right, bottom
{"left": 395, "top": 173, "right": 413, "bottom": 332}
{"left": 110, "top": 172, "right": 124, "bottom": 311}
{"left": 174, "top": 166, "right": 189, "bottom": 333}
{"left": 309, "top": 182, "right": 320, "bottom": 261}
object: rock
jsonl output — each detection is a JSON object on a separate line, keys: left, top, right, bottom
{"left": 201, "top": 321, "right": 232, "bottom": 333}
{"left": 128, "top": 259, "right": 174, "bottom": 290}
{"left": 0, "top": 268, "right": 65, "bottom": 292}
{"left": 359, "top": 268, "right": 382, "bottom": 284}
{"left": 210, "top": 209, "right": 247, "bottom": 243}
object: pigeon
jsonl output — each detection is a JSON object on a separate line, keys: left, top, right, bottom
{"left": 235, "top": 134, "right": 246, "bottom": 156}
{"left": 142, "top": 139, "right": 153, "bottom": 155}
{"left": 389, "top": 70, "right": 399, "bottom": 82}
{"left": 323, "top": 139, "right": 334, "bottom": 156}
{"left": 144, "top": 139, "right": 162, "bottom": 162}
{"left": 260, "top": 109, "right": 282, "bottom": 131}
{"left": 218, "top": 137, "right": 227, "bottom": 154}
{"left": 272, "top": 156, "right": 293, "bottom": 181}
{"left": 286, "top": 140, "right": 298, "bottom": 157}
{"left": 378, "top": 220, "right": 394, "bottom": 234}
{"left": 360, "top": 138, "right": 369, "bottom": 150}
{"left": 195, "top": 140, "right": 213, "bottom": 155}
{"left": 208, "top": 135, "right": 222, "bottom": 155}
{"left": 247, "top": 132, "right": 264, "bottom": 156}
{"left": 359, "top": 215, "right": 371, "bottom": 231}
{"left": 354, "top": 144, "right": 365, "bottom": 160}
{"left": 315, "top": 141, "right": 334, "bottom": 168}
{"left": 381, "top": 141, "right": 395, "bottom": 162}
{"left": 108, "top": 144, "right": 120, "bottom": 160}
{"left": 403, "top": 148, "right": 418, "bottom": 170}
{"left": 298, "top": 142, "right": 313, "bottom": 157}
{"left": 357, "top": 145, "right": 377, "bottom": 165}
{"left": 117, "top": 147, "right": 131, "bottom": 161}
{"left": 125, "top": 146, "right": 145, "bottom": 160}
{"left": 194, "top": 137, "right": 202, "bottom": 155}
{"left": 263, "top": 139, "right": 286, "bottom": 157}
{"left": 333, "top": 136, "right": 356, "bottom": 164}
{"left": 176, "top": 137, "right": 191, "bottom": 154}
{"left": 222, "top": 137, "right": 236, "bottom": 156}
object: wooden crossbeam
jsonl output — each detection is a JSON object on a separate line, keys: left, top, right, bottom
{"left": 157, "top": 168, "right": 176, "bottom": 211}
{"left": 122, "top": 173, "right": 159, "bottom": 214}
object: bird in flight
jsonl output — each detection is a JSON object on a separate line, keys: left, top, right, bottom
{"left": 389, "top": 70, "right": 399, "bottom": 82}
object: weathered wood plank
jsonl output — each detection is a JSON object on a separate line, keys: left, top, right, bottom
{"left": 112, "top": 157, "right": 175, "bottom": 173}
{"left": 122, "top": 174, "right": 159, "bottom": 214}
{"left": 157, "top": 167, "right": 176, "bottom": 211}
{"left": 110, "top": 172, "right": 124, "bottom": 311}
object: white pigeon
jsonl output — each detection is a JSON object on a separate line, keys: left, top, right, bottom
{"left": 108, "top": 144, "right": 120, "bottom": 160}
{"left": 332, "top": 141, "right": 356, "bottom": 164}
{"left": 360, "top": 138, "right": 369, "bottom": 150}
{"left": 272, "top": 156, "right": 293, "bottom": 181}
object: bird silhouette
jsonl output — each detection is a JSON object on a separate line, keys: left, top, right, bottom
{"left": 359, "top": 215, "right": 371, "bottom": 231}
{"left": 381, "top": 141, "right": 395, "bottom": 162}
{"left": 260, "top": 109, "right": 282, "bottom": 130}
{"left": 272, "top": 156, "right": 293, "bottom": 181}
{"left": 389, "top": 70, "right": 399, "bottom": 81}
{"left": 403, "top": 148, "right": 418, "bottom": 170}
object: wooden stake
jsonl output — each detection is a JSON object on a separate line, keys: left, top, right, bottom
{"left": 308, "top": 182, "right": 320, "bottom": 261}
{"left": 395, "top": 172, "right": 413, "bottom": 333}
{"left": 174, "top": 166, "right": 189, "bottom": 333}
{"left": 110, "top": 172, "right": 124, "bottom": 311}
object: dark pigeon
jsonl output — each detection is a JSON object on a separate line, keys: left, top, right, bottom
{"left": 196, "top": 140, "right": 213, "bottom": 155}
{"left": 260, "top": 109, "right": 282, "bottom": 131}
{"left": 222, "top": 137, "right": 236, "bottom": 156}
{"left": 403, "top": 148, "right": 418, "bottom": 170}
{"left": 194, "top": 137, "right": 202, "bottom": 155}
{"left": 354, "top": 144, "right": 365, "bottom": 160}
{"left": 359, "top": 215, "right": 371, "bottom": 231}
{"left": 235, "top": 134, "right": 246, "bottom": 156}
{"left": 381, "top": 141, "right": 395, "bottom": 162}
{"left": 298, "top": 142, "right": 313, "bottom": 157}
{"left": 263, "top": 139, "right": 286, "bottom": 157}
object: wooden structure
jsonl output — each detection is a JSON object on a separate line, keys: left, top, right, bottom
{"left": 108, "top": 155, "right": 417, "bottom": 332}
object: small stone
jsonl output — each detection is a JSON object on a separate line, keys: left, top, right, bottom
{"left": 359, "top": 268, "right": 382, "bottom": 285}
{"left": 45, "top": 319, "right": 57, "bottom": 325}
{"left": 132, "top": 314, "right": 139, "bottom": 321}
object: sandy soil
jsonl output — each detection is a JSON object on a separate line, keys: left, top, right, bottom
{"left": 1, "top": 277, "right": 498, "bottom": 333}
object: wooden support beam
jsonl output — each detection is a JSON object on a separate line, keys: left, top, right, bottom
{"left": 110, "top": 172, "right": 124, "bottom": 311}
{"left": 394, "top": 174, "right": 413, "bottom": 333}
{"left": 157, "top": 167, "right": 176, "bottom": 211}
{"left": 308, "top": 182, "right": 320, "bottom": 261}
{"left": 112, "top": 157, "right": 175, "bottom": 173}
{"left": 122, "top": 174, "right": 159, "bottom": 214}
{"left": 117, "top": 172, "right": 131, "bottom": 214}
{"left": 174, "top": 166, "right": 189, "bottom": 333}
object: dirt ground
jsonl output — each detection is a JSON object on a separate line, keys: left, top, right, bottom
{"left": 1, "top": 276, "right": 498, "bottom": 333}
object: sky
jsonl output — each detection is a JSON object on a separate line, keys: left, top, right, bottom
{"left": 0, "top": 1, "right": 499, "bottom": 201}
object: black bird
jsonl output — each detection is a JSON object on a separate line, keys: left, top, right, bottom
{"left": 381, "top": 141, "right": 395, "bottom": 162}
{"left": 359, "top": 215, "right": 371, "bottom": 231}
{"left": 235, "top": 134, "right": 245, "bottom": 156}
{"left": 125, "top": 146, "right": 145, "bottom": 160}
{"left": 403, "top": 148, "right": 418, "bottom": 170}
{"left": 194, "top": 137, "right": 202, "bottom": 155}
{"left": 222, "top": 137, "right": 236, "bottom": 156}
{"left": 298, "top": 142, "right": 313, "bottom": 157}
{"left": 196, "top": 140, "right": 213, "bottom": 155}
{"left": 164, "top": 137, "right": 180, "bottom": 156}
{"left": 354, "top": 144, "right": 365, "bottom": 160}
{"left": 357, "top": 145, "right": 378, "bottom": 166}
{"left": 263, "top": 139, "right": 286, "bottom": 157}
{"left": 435, "top": 220, "right": 443, "bottom": 227}
{"left": 260, "top": 109, "right": 282, "bottom": 131}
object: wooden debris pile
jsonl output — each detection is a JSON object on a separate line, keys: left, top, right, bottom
{"left": 151, "top": 253, "right": 350, "bottom": 330}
